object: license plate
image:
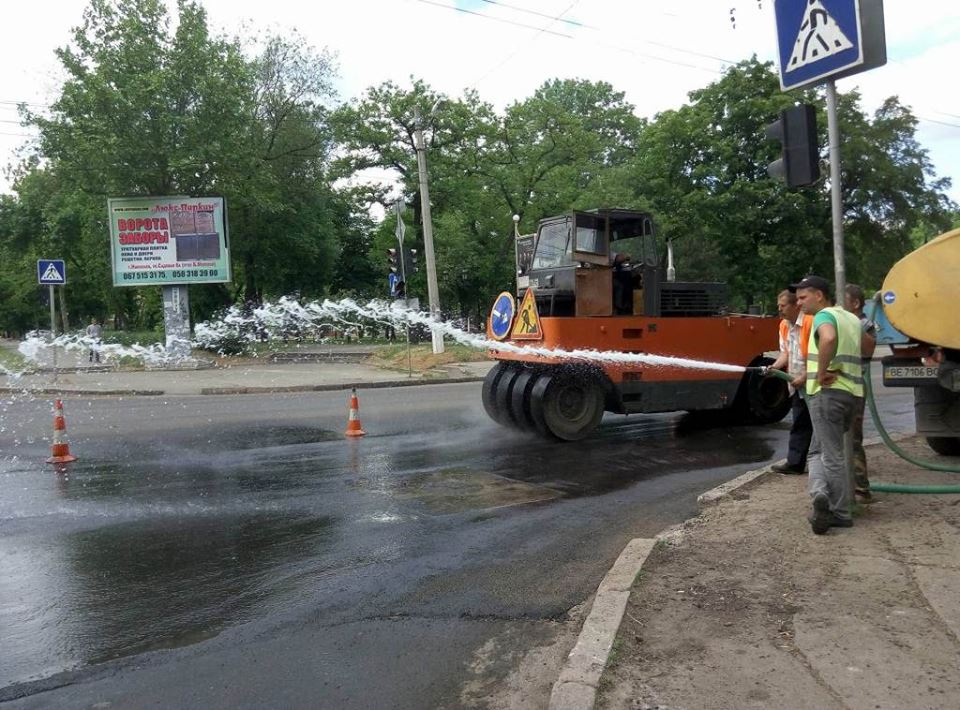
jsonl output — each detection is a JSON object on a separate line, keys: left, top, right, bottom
{"left": 883, "top": 364, "right": 938, "bottom": 384}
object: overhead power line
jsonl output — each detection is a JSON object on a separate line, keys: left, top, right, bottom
{"left": 917, "top": 116, "right": 960, "bottom": 129}
{"left": 477, "top": 0, "right": 594, "bottom": 29}
{"left": 473, "top": 0, "right": 582, "bottom": 88}
{"left": 412, "top": 0, "right": 574, "bottom": 39}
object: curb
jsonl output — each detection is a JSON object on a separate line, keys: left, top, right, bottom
{"left": 0, "top": 387, "right": 164, "bottom": 397}
{"left": 0, "top": 377, "right": 487, "bottom": 398}
{"left": 550, "top": 431, "right": 920, "bottom": 710}
{"left": 549, "top": 538, "right": 656, "bottom": 710}
{"left": 549, "top": 463, "right": 777, "bottom": 710}
{"left": 696, "top": 465, "right": 773, "bottom": 507}
{"left": 199, "top": 376, "right": 486, "bottom": 396}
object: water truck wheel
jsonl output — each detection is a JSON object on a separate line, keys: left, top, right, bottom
{"left": 925, "top": 436, "right": 960, "bottom": 456}
{"left": 530, "top": 371, "right": 605, "bottom": 441}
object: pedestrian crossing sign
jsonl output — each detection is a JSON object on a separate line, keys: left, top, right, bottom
{"left": 773, "top": 0, "right": 884, "bottom": 90}
{"left": 511, "top": 288, "right": 542, "bottom": 341}
{"left": 37, "top": 259, "right": 67, "bottom": 285}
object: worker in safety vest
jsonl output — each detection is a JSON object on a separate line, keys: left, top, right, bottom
{"left": 793, "top": 275, "right": 863, "bottom": 535}
{"left": 769, "top": 288, "right": 815, "bottom": 474}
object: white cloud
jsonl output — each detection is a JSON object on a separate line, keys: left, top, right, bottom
{"left": 1, "top": 0, "right": 957, "bottom": 202}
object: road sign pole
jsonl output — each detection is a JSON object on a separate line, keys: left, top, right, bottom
{"left": 49, "top": 284, "right": 57, "bottom": 382}
{"left": 402, "top": 248, "right": 411, "bottom": 380}
{"left": 826, "top": 79, "right": 858, "bottom": 501}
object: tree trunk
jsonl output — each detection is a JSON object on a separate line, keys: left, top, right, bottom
{"left": 244, "top": 253, "right": 258, "bottom": 303}
{"left": 58, "top": 287, "right": 69, "bottom": 333}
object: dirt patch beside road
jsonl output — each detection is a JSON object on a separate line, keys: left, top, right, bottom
{"left": 599, "top": 437, "right": 960, "bottom": 710}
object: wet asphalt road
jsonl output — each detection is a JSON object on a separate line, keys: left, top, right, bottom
{"left": 0, "top": 377, "right": 915, "bottom": 708}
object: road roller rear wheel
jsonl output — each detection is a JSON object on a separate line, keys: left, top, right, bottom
{"left": 531, "top": 371, "right": 605, "bottom": 441}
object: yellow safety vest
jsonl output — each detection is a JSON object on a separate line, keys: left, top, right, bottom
{"left": 806, "top": 306, "right": 864, "bottom": 397}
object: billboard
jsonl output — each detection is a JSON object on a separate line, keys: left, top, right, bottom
{"left": 107, "top": 196, "right": 231, "bottom": 286}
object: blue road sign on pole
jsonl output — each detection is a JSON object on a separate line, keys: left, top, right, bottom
{"left": 488, "top": 292, "right": 515, "bottom": 341}
{"left": 37, "top": 259, "right": 67, "bottom": 285}
{"left": 774, "top": 0, "right": 864, "bottom": 90}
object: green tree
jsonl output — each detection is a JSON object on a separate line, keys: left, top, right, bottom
{"left": 10, "top": 0, "right": 352, "bottom": 329}
{"left": 622, "top": 58, "right": 955, "bottom": 307}
{"left": 229, "top": 32, "right": 342, "bottom": 302}
{"left": 332, "top": 78, "right": 645, "bottom": 318}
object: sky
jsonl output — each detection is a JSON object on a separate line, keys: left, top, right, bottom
{"left": 1, "top": 0, "right": 958, "bottom": 203}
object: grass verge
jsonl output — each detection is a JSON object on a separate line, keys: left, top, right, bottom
{"left": 0, "top": 346, "right": 30, "bottom": 373}
{"left": 369, "top": 343, "right": 490, "bottom": 372}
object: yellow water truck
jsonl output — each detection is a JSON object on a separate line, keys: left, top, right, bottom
{"left": 878, "top": 227, "right": 960, "bottom": 455}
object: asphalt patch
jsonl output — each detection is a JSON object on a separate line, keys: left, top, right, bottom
{"left": 386, "top": 467, "right": 561, "bottom": 514}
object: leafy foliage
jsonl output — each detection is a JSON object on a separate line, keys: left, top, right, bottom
{"left": 0, "top": 7, "right": 954, "bottom": 334}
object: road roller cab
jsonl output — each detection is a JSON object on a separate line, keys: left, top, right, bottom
{"left": 483, "top": 209, "right": 790, "bottom": 441}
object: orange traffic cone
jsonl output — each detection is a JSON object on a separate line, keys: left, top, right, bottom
{"left": 345, "top": 387, "right": 366, "bottom": 438}
{"left": 46, "top": 399, "right": 78, "bottom": 464}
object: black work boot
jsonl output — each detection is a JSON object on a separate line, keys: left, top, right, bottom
{"left": 809, "top": 493, "right": 832, "bottom": 535}
{"left": 772, "top": 462, "right": 805, "bottom": 475}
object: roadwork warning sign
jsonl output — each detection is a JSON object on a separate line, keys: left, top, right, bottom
{"left": 511, "top": 288, "right": 542, "bottom": 341}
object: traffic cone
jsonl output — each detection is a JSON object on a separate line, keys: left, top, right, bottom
{"left": 46, "top": 399, "right": 78, "bottom": 464}
{"left": 345, "top": 387, "right": 366, "bottom": 438}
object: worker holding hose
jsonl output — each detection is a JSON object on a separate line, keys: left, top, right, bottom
{"left": 769, "top": 289, "right": 814, "bottom": 475}
{"left": 793, "top": 275, "right": 864, "bottom": 535}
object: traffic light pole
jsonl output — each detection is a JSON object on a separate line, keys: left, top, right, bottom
{"left": 413, "top": 107, "right": 444, "bottom": 355}
{"left": 825, "top": 80, "right": 846, "bottom": 301}
{"left": 826, "top": 79, "right": 857, "bottom": 503}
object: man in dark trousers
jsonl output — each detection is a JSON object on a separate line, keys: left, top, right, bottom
{"left": 769, "top": 289, "right": 814, "bottom": 474}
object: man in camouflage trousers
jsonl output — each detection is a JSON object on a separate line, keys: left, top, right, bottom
{"left": 844, "top": 284, "right": 877, "bottom": 500}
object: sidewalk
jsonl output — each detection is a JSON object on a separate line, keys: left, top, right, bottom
{"left": 0, "top": 340, "right": 495, "bottom": 396}
{"left": 596, "top": 436, "right": 960, "bottom": 710}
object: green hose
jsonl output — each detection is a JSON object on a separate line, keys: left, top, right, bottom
{"left": 761, "top": 367, "right": 793, "bottom": 383}
{"left": 861, "top": 296, "right": 960, "bottom": 493}
{"left": 758, "top": 342, "right": 960, "bottom": 492}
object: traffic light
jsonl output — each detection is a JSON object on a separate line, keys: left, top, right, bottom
{"left": 387, "top": 248, "right": 399, "bottom": 274}
{"left": 765, "top": 104, "right": 820, "bottom": 188}
{"left": 405, "top": 248, "right": 419, "bottom": 273}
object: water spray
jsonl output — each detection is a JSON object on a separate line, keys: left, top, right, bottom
{"left": 4, "top": 296, "right": 763, "bottom": 381}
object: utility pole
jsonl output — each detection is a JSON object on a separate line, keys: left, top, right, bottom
{"left": 413, "top": 105, "right": 444, "bottom": 354}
